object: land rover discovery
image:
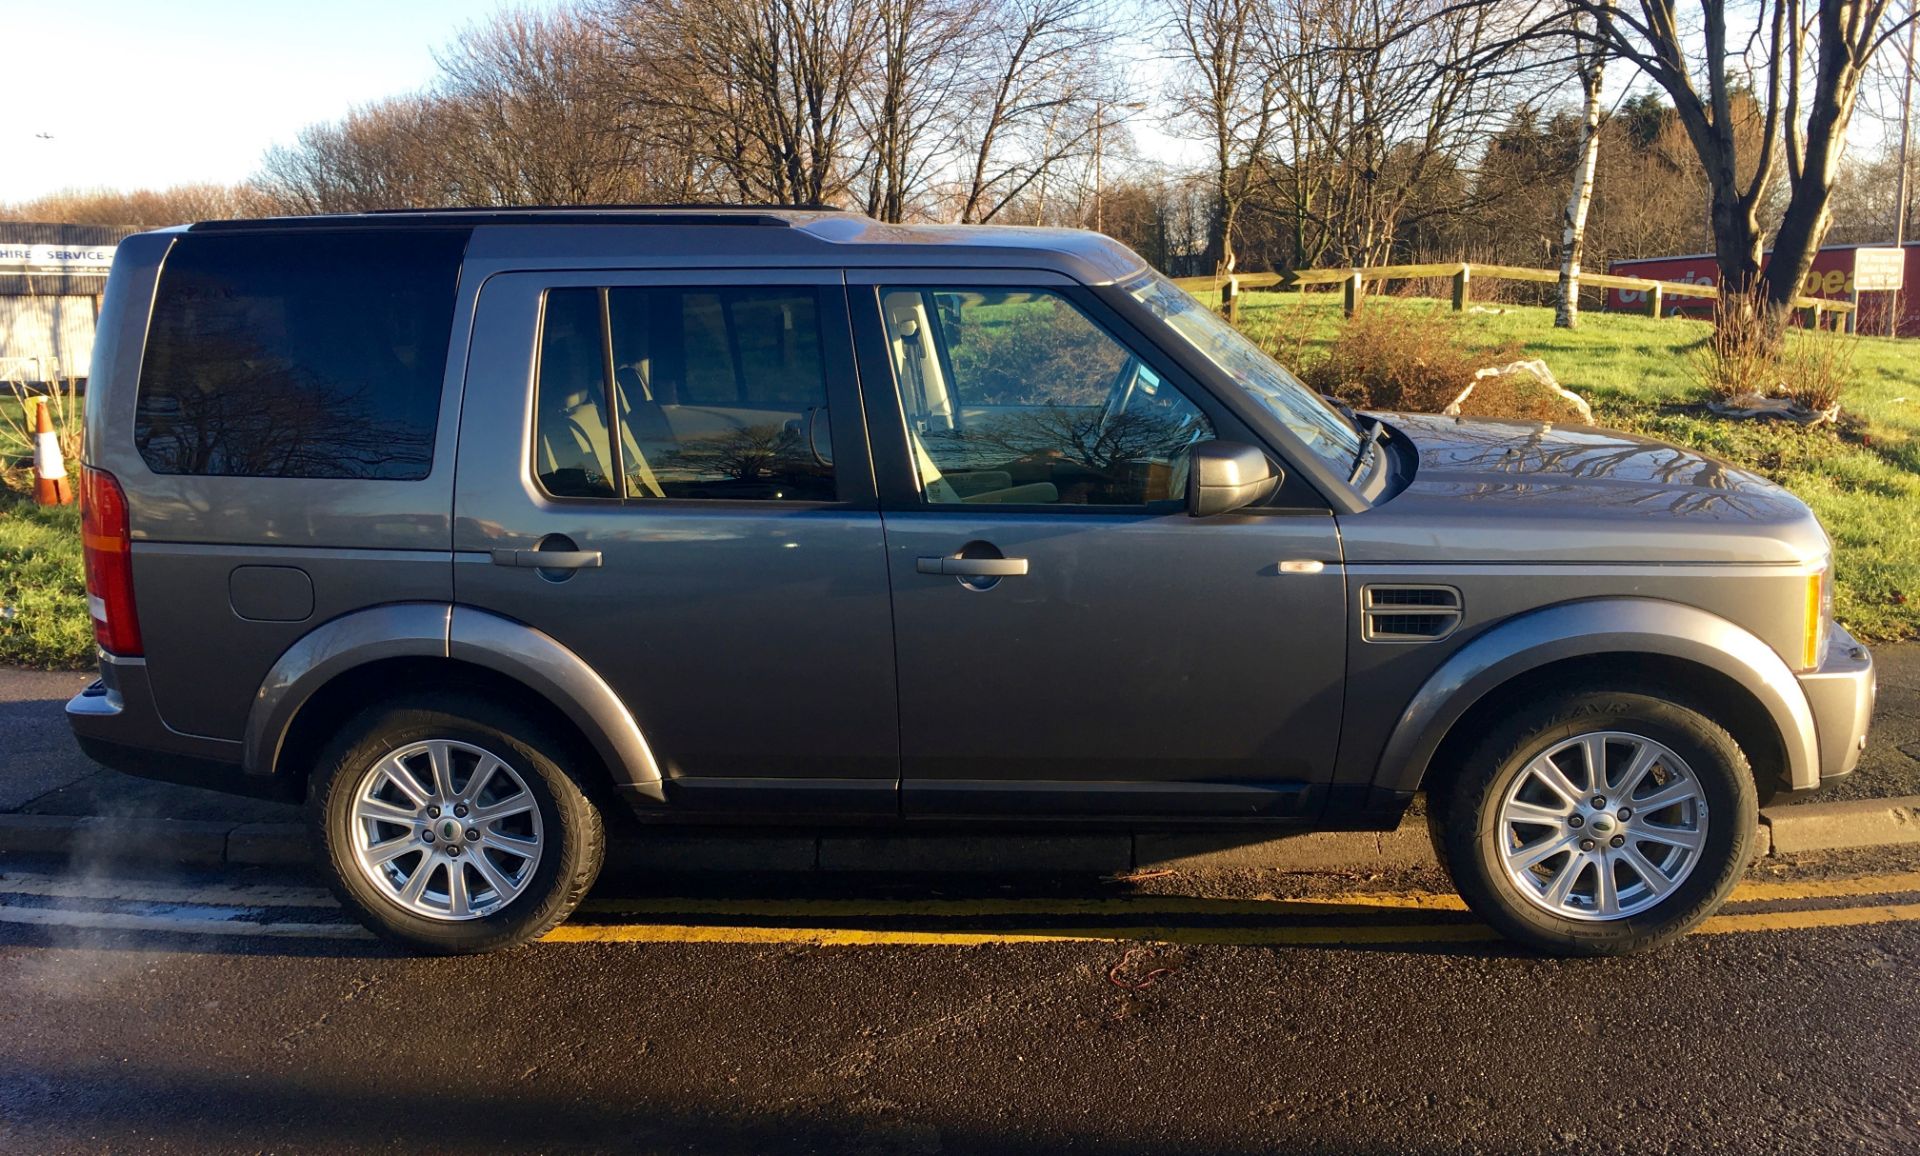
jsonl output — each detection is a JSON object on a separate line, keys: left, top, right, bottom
{"left": 65, "top": 208, "right": 1875, "bottom": 955}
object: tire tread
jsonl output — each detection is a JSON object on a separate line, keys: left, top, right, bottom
{"left": 1438, "top": 690, "right": 1756, "bottom": 957}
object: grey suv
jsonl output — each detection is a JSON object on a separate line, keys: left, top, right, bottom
{"left": 66, "top": 208, "right": 1875, "bottom": 955}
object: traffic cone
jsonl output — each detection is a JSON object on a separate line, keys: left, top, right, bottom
{"left": 31, "top": 398, "right": 74, "bottom": 506}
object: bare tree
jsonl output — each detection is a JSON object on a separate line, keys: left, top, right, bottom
{"left": 436, "top": 8, "right": 670, "bottom": 205}
{"left": 1264, "top": 0, "right": 1523, "bottom": 270}
{"left": 945, "top": 0, "right": 1119, "bottom": 224}
{"left": 1, "top": 183, "right": 273, "bottom": 226}
{"left": 858, "top": 0, "right": 987, "bottom": 220}
{"left": 1162, "top": 0, "right": 1280, "bottom": 275}
{"left": 1556, "top": 0, "right": 1613, "bottom": 327}
{"left": 603, "top": 0, "right": 879, "bottom": 205}
{"left": 256, "top": 95, "right": 471, "bottom": 213}
{"left": 1538, "top": 0, "right": 1917, "bottom": 335}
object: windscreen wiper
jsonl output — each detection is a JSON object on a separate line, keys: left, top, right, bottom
{"left": 1322, "top": 393, "right": 1362, "bottom": 428}
{"left": 1348, "top": 415, "right": 1385, "bottom": 485}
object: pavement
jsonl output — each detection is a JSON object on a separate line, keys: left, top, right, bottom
{"left": 1, "top": 846, "right": 1917, "bottom": 1153}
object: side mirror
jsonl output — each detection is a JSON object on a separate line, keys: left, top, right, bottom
{"left": 1187, "top": 440, "right": 1280, "bottom": 517}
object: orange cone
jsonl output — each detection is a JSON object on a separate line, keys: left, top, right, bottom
{"left": 31, "top": 398, "right": 74, "bottom": 506}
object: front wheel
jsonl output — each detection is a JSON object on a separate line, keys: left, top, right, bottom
{"left": 1440, "top": 690, "right": 1757, "bottom": 956}
{"left": 310, "top": 693, "right": 605, "bottom": 954}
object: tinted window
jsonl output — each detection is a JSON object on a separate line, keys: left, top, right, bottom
{"left": 880, "top": 287, "right": 1212, "bottom": 507}
{"left": 134, "top": 230, "right": 464, "bottom": 480}
{"left": 531, "top": 286, "right": 835, "bottom": 503}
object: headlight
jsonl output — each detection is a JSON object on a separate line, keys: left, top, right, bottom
{"left": 1803, "top": 556, "right": 1833, "bottom": 671}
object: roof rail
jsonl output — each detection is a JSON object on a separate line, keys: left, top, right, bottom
{"left": 189, "top": 204, "right": 846, "bottom": 232}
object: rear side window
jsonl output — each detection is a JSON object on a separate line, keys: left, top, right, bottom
{"left": 134, "top": 230, "right": 466, "bottom": 480}
{"left": 533, "top": 285, "right": 836, "bottom": 503}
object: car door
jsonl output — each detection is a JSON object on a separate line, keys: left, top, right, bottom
{"left": 453, "top": 269, "right": 899, "bottom": 817}
{"left": 848, "top": 270, "right": 1347, "bottom": 819}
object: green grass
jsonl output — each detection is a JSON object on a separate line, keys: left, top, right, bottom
{"left": 1236, "top": 292, "right": 1920, "bottom": 643}
{"left": 0, "top": 482, "right": 90, "bottom": 669}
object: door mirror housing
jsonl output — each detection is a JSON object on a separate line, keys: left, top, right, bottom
{"left": 1187, "top": 440, "right": 1280, "bottom": 517}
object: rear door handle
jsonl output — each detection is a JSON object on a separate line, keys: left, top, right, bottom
{"left": 916, "top": 556, "right": 1029, "bottom": 577}
{"left": 492, "top": 548, "right": 602, "bottom": 570}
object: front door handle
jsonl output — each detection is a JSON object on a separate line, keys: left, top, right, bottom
{"left": 916, "top": 556, "right": 1029, "bottom": 577}
{"left": 492, "top": 548, "right": 602, "bottom": 570}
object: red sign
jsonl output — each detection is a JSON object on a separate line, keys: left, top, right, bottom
{"left": 1606, "top": 243, "right": 1920, "bottom": 335}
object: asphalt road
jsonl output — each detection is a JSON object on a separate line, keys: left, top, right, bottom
{"left": 2, "top": 850, "right": 1917, "bottom": 1154}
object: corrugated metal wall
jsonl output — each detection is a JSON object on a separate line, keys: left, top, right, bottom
{"left": 0, "top": 296, "right": 99, "bottom": 382}
{"left": 0, "top": 222, "right": 137, "bottom": 383}
{"left": 0, "top": 222, "right": 139, "bottom": 297}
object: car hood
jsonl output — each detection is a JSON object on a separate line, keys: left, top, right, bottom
{"left": 1337, "top": 412, "right": 1829, "bottom": 566}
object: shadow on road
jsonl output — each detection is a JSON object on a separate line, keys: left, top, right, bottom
{"left": 0, "top": 1056, "right": 1433, "bottom": 1156}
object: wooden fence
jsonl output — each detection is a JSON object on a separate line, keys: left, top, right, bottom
{"left": 1172, "top": 261, "right": 1858, "bottom": 330}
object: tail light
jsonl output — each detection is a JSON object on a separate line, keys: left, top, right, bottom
{"left": 80, "top": 466, "right": 143, "bottom": 656}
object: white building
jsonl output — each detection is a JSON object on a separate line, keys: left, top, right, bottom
{"left": 1, "top": 222, "right": 138, "bottom": 384}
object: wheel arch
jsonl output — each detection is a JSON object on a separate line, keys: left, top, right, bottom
{"left": 1379, "top": 598, "right": 1814, "bottom": 801}
{"left": 245, "top": 603, "right": 664, "bottom": 805}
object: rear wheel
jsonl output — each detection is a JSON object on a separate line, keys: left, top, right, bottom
{"left": 311, "top": 693, "right": 604, "bottom": 954}
{"left": 1440, "top": 690, "right": 1757, "bottom": 956}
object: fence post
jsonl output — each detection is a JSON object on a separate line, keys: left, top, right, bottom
{"left": 1451, "top": 264, "right": 1470, "bottom": 311}
{"left": 1343, "top": 271, "right": 1363, "bottom": 317}
{"left": 1645, "top": 284, "right": 1663, "bottom": 319}
{"left": 1221, "top": 276, "right": 1238, "bottom": 322}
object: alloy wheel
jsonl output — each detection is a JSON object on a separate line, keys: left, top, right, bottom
{"left": 346, "top": 739, "right": 545, "bottom": 921}
{"left": 1495, "top": 730, "right": 1709, "bottom": 921}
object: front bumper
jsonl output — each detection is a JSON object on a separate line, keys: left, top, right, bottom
{"left": 1795, "top": 623, "right": 1875, "bottom": 782}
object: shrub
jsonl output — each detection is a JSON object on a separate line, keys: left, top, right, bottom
{"left": 1691, "top": 286, "right": 1782, "bottom": 403}
{"left": 1451, "top": 368, "right": 1592, "bottom": 424}
{"left": 1295, "top": 303, "right": 1517, "bottom": 413}
{"left": 1780, "top": 327, "right": 1855, "bottom": 416}
{"left": 1689, "top": 285, "right": 1852, "bottom": 420}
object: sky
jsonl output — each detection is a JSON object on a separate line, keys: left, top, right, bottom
{"left": 1, "top": 0, "right": 539, "bottom": 202}
{"left": 2, "top": 0, "right": 1206, "bottom": 206}
{"left": 12, "top": 1, "right": 1891, "bottom": 210}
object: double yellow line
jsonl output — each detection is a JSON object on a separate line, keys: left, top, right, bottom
{"left": 545, "top": 871, "right": 1920, "bottom": 948}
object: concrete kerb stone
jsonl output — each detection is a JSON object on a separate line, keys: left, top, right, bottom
{"left": 0, "top": 813, "right": 89, "bottom": 856}
{"left": 1132, "top": 830, "right": 1397, "bottom": 873}
{"left": 606, "top": 832, "right": 819, "bottom": 873}
{"left": 818, "top": 833, "right": 1132, "bottom": 873}
{"left": 227, "top": 822, "right": 313, "bottom": 867}
{"left": 1761, "top": 795, "right": 1920, "bottom": 854}
{"left": 0, "top": 813, "right": 232, "bottom": 867}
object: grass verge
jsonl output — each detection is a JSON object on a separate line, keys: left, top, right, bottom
{"left": 1236, "top": 292, "right": 1920, "bottom": 643}
{"left": 0, "top": 480, "right": 91, "bottom": 669}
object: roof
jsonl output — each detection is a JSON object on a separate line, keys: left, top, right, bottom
{"left": 173, "top": 205, "right": 1151, "bottom": 286}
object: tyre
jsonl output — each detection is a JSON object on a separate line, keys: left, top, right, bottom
{"left": 310, "top": 692, "right": 605, "bottom": 954}
{"left": 1439, "top": 690, "right": 1757, "bottom": 956}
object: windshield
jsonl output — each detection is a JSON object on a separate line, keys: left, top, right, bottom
{"left": 1125, "top": 272, "right": 1362, "bottom": 474}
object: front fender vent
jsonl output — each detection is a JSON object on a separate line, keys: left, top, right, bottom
{"left": 1362, "top": 585, "right": 1463, "bottom": 643}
